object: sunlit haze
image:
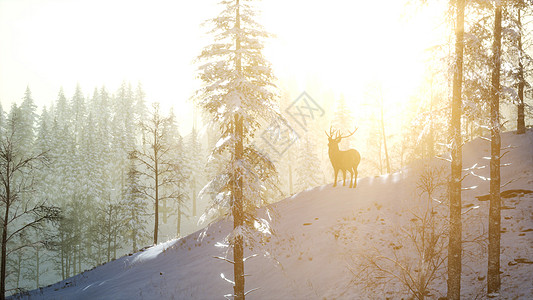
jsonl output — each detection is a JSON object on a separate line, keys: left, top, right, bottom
{"left": 1, "top": 0, "right": 447, "bottom": 132}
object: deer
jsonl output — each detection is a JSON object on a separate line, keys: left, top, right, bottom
{"left": 326, "top": 127, "right": 361, "bottom": 188}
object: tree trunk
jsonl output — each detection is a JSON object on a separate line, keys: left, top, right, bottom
{"left": 177, "top": 205, "right": 182, "bottom": 237}
{"left": 448, "top": 0, "right": 465, "bottom": 299}
{"left": 517, "top": 8, "right": 526, "bottom": 134}
{"left": 15, "top": 254, "right": 21, "bottom": 289}
{"left": 132, "top": 209, "right": 137, "bottom": 252}
{"left": 113, "top": 230, "right": 117, "bottom": 260}
{"left": 233, "top": 115, "right": 245, "bottom": 300}
{"left": 288, "top": 163, "right": 293, "bottom": 195}
{"left": 78, "top": 244, "right": 81, "bottom": 274}
{"left": 192, "top": 180, "right": 197, "bottom": 217}
{"left": 154, "top": 154, "right": 159, "bottom": 245}
{"left": 1, "top": 201, "right": 9, "bottom": 300}
{"left": 36, "top": 248, "right": 40, "bottom": 288}
{"left": 488, "top": 3, "right": 502, "bottom": 295}
{"left": 233, "top": 2, "right": 245, "bottom": 299}
{"left": 107, "top": 212, "right": 111, "bottom": 262}
{"left": 380, "top": 89, "right": 391, "bottom": 173}
{"left": 60, "top": 232, "right": 65, "bottom": 280}
{"left": 428, "top": 76, "right": 435, "bottom": 159}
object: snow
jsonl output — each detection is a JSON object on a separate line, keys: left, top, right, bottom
{"left": 14, "top": 130, "right": 533, "bottom": 299}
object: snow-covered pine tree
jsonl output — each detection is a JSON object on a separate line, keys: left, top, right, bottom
{"left": 124, "top": 156, "right": 149, "bottom": 252}
{"left": 197, "top": 0, "right": 280, "bottom": 298}
{"left": 162, "top": 108, "right": 189, "bottom": 237}
{"left": 70, "top": 84, "right": 86, "bottom": 143}
{"left": 19, "top": 87, "right": 37, "bottom": 154}
{"left": 332, "top": 95, "right": 354, "bottom": 148}
{"left": 505, "top": 2, "right": 532, "bottom": 134}
{"left": 54, "top": 87, "right": 69, "bottom": 130}
{"left": 111, "top": 82, "right": 136, "bottom": 201}
{"left": 134, "top": 82, "right": 148, "bottom": 138}
{"left": 295, "top": 133, "right": 321, "bottom": 193}
{"left": 185, "top": 126, "right": 204, "bottom": 218}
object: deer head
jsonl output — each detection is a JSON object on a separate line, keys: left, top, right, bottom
{"left": 325, "top": 126, "right": 358, "bottom": 150}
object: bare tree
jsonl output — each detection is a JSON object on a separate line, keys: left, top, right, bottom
{"left": 353, "top": 164, "right": 448, "bottom": 300}
{"left": 130, "top": 102, "right": 182, "bottom": 245}
{"left": 0, "top": 124, "right": 60, "bottom": 299}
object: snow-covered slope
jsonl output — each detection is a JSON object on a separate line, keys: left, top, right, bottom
{"left": 16, "top": 130, "right": 533, "bottom": 299}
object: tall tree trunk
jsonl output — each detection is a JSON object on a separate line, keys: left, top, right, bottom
{"left": 154, "top": 153, "right": 159, "bottom": 245}
{"left": 107, "top": 212, "right": 111, "bottom": 262}
{"left": 132, "top": 209, "right": 137, "bottom": 252}
{"left": 288, "top": 163, "right": 293, "bottom": 195}
{"left": 78, "top": 244, "right": 81, "bottom": 274}
{"left": 60, "top": 233, "right": 65, "bottom": 280}
{"left": 36, "top": 248, "right": 40, "bottom": 288}
{"left": 1, "top": 200, "right": 9, "bottom": 300}
{"left": 428, "top": 76, "right": 435, "bottom": 159}
{"left": 15, "top": 254, "right": 21, "bottom": 289}
{"left": 113, "top": 230, "right": 117, "bottom": 260}
{"left": 177, "top": 205, "right": 182, "bottom": 237}
{"left": 379, "top": 89, "right": 391, "bottom": 173}
{"left": 517, "top": 8, "right": 526, "bottom": 134}
{"left": 448, "top": 0, "right": 465, "bottom": 299}
{"left": 192, "top": 180, "right": 197, "bottom": 217}
{"left": 233, "top": 2, "right": 245, "bottom": 299}
{"left": 488, "top": 3, "right": 503, "bottom": 295}
{"left": 234, "top": 115, "right": 245, "bottom": 300}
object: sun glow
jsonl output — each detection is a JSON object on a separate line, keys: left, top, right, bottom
{"left": 260, "top": 0, "right": 449, "bottom": 121}
{"left": 1, "top": 0, "right": 448, "bottom": 134}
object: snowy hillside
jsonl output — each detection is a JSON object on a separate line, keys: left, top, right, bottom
{"left": 14, "top": 130, "right": 533, "bottom": 299}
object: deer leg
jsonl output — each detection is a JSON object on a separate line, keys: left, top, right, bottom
{"left": 353, "top": 168, "right": 358, "bottom": 188}
{"left": 333, "top": 169, "right": 338, "bottom": 187}
{"left": 348, "top": 170, "right": 354, "bottom": 188}
{"left": 342, "top": 170, "right": 346, "bottom": 186}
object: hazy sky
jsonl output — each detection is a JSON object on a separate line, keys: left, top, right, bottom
{"left": 0, "top": 0, "right": 448, "bottom": 132}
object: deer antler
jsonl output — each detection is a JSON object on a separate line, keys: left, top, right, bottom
{"left": 338, "top": 127, "right": 358, "bottom": 140}
{"left": 325, "top": 126, "right": 336, "bottom": 138}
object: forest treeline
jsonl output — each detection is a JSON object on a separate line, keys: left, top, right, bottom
{"left": 0, "top": 82, "right": 209, "bottom": 294}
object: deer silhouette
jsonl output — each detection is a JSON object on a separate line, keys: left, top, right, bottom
{"left": 326, "top": 127, "right": 361, "bottom": 188}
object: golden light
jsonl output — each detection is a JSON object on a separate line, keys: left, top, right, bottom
{"left": 1, "top": 0, "right": 449, "bottom": 135}
{"left": 260, "top": 0, "right": 449, "bottom": 125}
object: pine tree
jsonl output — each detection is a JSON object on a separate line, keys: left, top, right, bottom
{"left": 54, "top": 87, "right": 69, "bottom": 129}
{"left": 124, "top": 156, "right": 149, "bottom": 252}
{"left": 509, "top": 1, "right": 532, "bottom": 134}
{"left": 197, "top": 0, "right": 280, "bottom": 298}
{"left": 18, "top": 87, "right": 37, "bottom": 156}
{"left": 185, "top": 127, "right": 204, "bottom": 217}
{"left": 515, "top": 5, "right": 526, "bottom": 134}
{"left": 332, "top": 95, "right": 354, "bottom": 148}
{"left": 295, "top": 133, "right": 321, "bottom": 192}
{"left": 162, "top": 109, "right": 189, "bottom": 237}
{"left": 70, "top": 84, "right": 86, "bottom": 142}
